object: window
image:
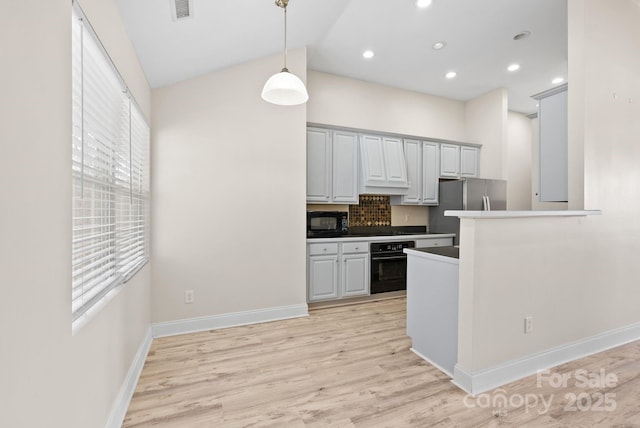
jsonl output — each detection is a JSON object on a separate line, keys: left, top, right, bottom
{"left": 71, "top": 5, "right": 149, "bottom": 328}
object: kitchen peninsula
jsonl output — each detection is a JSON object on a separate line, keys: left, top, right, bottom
{"left": 405, "top": 209, "right": 602, "bottom": 395}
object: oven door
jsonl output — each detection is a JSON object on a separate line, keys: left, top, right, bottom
{"left": 370, "top": 254, "right": 408, "bottom": 294}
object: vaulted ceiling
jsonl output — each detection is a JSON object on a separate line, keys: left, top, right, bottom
{"left": 116, "top": 0, "right": 567, "bottom": 114}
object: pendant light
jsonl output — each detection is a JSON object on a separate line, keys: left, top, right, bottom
{"left": 261, "top": 0, "right": 309, "bottom": 106}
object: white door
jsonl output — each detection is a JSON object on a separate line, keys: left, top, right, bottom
{"left": 460, "top": 146, "right": 479, "bottom": 177}
{"left": 440, "top": 144, "right": 460, "bottom": 178}
{"left": 359, "top": 134, "right": 387, "bottom": 185}
{"left": 383, "top": 137, "right": 408, "bottom": 185}
{"left": 306, "top": 128, "right": 332, "bottom": 202}
{"left": 422, "top": 142, "right": 439, "bottom": 204}
{"left": 308, "top": 255, "right": 339, "bottom": 301}
{"left": 332, "top": 130, "right": 358, "bottom": 204}
{"left": 402, "top": 139, "right": 421, "bottom": 204}
{"left": 341, "top": 254, "right": 369, "bottom": 297}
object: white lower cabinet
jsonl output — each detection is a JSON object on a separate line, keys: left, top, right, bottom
{"left": 308, "top": 241, "right": 369, "bottom": 302}
{"left": 308, "top": 255, "right": 339, "bottom": 301}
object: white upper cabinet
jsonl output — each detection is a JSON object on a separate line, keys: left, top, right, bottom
{"left": 382, "top": 137, "right": 409, "bottom": 185}
{"left": 440, "top": 144, "right": 461, "bottom": 177}
{"left": 307, "top": 128, "right": 332, "bottom": 202}
{"left": 422, "top": 142, "right": 440, "bottom": 204}
{"left": 359, "top": 134, "right": 387, "bottom": 184}
{"left": 391, "top": 140, "right": 439, "bottom": 206}
{"left": 460, "top": 146, "right": 479, "bottom": 177}
{"left": 331, "top": 130, "right": 359, "bottom": 203}
{"left": 306, "top": 127, "right": 358, "bottom": 204}
{"left": 534, "top": 84, "right": 568, "bottom": 202}
{"left": 359, "top": 133, "right": 409, "bottom": 195}
{"left": 400, "top": 139, "right": 422, "bottom": 204}
{"left": 440, "top": 143, "right": 479, "bottom": 178}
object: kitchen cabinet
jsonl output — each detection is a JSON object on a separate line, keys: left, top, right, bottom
{"left": 340, "top": 242, "right": 369, "bottom": 297}
{"left": 359, "top": 134, "right": 409, "bottom": 195}
{"left": 533, "top": 84, "right": 568, "bottom": 202}
{"left": 391, "top": 140, "right": 439, "bottom": 206}
{"left": 405, "top": 247, "right": 459, "bottom": 376}
{"left": 306, "top": 127, "right": 358, "bottom": 204}
{"left": 308, "top": 241, "right": 369, "bottom": 302}
{"left": 440, "top": 143, "right": 479, "bottom": 178}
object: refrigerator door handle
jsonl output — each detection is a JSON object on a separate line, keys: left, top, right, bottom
{"left": 482, "top": 196, "right": 491, "bottom": 211}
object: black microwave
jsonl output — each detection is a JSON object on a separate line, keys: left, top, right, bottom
{"left": 307, "top": 211, "right": 348, "bottom": 238}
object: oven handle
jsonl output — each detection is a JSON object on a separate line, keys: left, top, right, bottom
{"left": 371, "top": 255, "right": 407, "bottom": 262}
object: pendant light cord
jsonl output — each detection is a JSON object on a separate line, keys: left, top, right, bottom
{"left": 283, "top": 5, "right": 288, "bottom": 72}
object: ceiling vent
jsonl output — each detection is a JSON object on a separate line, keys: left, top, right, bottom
{"left": 170, "top": 0, "right": 193, "bottom": 21}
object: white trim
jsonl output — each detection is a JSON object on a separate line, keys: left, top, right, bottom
{"left": 105, "top": 327, "right": 153, "bottom": 428}
{"left": 152, "top": 304, "right": 309, "bottom": 338}
{"left": 452, "top": 320, "right": 640, "bottom": 395}
{"left": 411, "top": 347, "right": 454, "bottom": 378}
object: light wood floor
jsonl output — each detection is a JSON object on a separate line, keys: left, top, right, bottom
{"left": 123, "top": 298, "right": 640, "bottom": 427}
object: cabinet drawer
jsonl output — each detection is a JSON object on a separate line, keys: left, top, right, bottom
{"left": 308, "top": 243, "right": 339, "bottom": 255}
{"left": 341, "top": 242, "right": 369, "bottom": 254}
{"left": 416, "top": 238, "right": 453, "bottom": 248}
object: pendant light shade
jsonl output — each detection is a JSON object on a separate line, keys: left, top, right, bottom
{"left": 262, "top": 0, "right": 308, "bottom": 106}
{"left": 262, "top": 69, "right": 309, "bottom": 106}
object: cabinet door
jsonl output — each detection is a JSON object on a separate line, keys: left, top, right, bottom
{"left": 307, "top": 128, "right": 332, "bottom": 202}
{"left": 422, "top": 142, "right": 439, "bottom": 205}
{"left": 539, "top": 89, "right": 568, "bottom": 202}
{"left": 460, "top": 146, "right": 479, "bottom": 177}
{"left": 401, "top": 139, "right": 422, "bottom": 204}
{"left": 383, "top": 137, "right": 408, "bottom": 185}
{"left": 440, "top": 144, "right": 460, "bottom": 178}
{"left": 341, "top": 254, "right": 369, "bottom": 297}
{"left": 331, "top": 130, "right": 358, "bottom": 204}
{"left": 359, "top": 134, "right": 387, "bottom": 186}
{"left": 308, "top": 255, "right": 339, "bottom": 301}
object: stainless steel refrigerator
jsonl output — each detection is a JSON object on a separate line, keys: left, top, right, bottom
{"left": 428, "top": 178, "right": 507, "bottom": 245}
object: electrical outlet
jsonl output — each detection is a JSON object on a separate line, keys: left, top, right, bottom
{"left": 524, "top": 316, "right": 533, "bottom": 334}
{"left": 184, "top": 290, "right": 194, "bottom": 304}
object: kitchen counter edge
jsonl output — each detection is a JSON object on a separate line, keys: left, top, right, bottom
{"left": 307, "top": 233, "right": 456, "bottom": 243}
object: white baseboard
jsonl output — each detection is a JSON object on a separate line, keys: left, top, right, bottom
{"left": 152, "top": 304, "right": 309, "bottom": 338}
{"left": 453, "top": 320, "right": 640, "bottom": 396}
{"left": 105, "top": 326, "right": 153, "bottom": 428}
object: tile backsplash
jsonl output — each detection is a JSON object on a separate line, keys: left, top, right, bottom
{"left": 348, "top": 195, "right": 391, "bottom": 227}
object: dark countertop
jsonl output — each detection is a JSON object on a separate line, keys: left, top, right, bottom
{"left": 410, "top": 246, "right": 459, "bottom": 259}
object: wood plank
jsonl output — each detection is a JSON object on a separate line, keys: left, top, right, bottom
{"left": 123, "top": 298, "right": 640, "bottom": 427}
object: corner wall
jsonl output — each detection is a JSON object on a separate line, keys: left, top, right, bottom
{"left": 455, "top": 0, "right": 640, "bottom": 391}
{"left": 465, "top": 88, "right": 508, "bottom": 180}
{"left": 151, "top": 49, "right": 308, "bottom": 323}
{"left": 0, "top": 0, "right": 152, "bottom": 427}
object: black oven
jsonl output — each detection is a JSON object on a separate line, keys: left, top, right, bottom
{"left": 307, "top": 211, "right": 348, "bottom": 238}
{"left": 370, "top": 241, "right": 415, "bottom": 294}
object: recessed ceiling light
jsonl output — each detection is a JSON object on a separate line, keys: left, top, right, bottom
{"left": 552, "top": 77, "right": 564, "bottom": 84}
{"left": 513, "top": 31, "right": 531, "bottom": 41}
{"left": 445, "top": 71, "right": 457, "bottom": 79}
{"left": 416, "top": 0, "right": 432, "bottom": 8}
{"left": 507, "top": 64, "right": 520, "bottom": 72}
{"left": 432, "top": 41, "right": 447, "bottom": 50}
{"left": 362, "top": 50, "right": 375, "bottom": 59}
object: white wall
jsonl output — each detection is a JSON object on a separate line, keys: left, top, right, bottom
{"left": 0, "top": 0, "right": 151, "bottom": 427}
{"left": 151, "top": 49, "right": 308, "bottom": 323}
{"left": 465, "top": 88, "right": 508, "bottom": 180}
{"left": 506, "top": 112, "right": 533, "bottom": 210}
{"left": 307, "top": 71, "right": 467, "bottom": 141}
{"left": 456, "top": 0, "right": 640, "bottom": 376}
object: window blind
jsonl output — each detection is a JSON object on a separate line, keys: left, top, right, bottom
{"left": 72, "top": 5, "right": 149, "bottom": 325}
